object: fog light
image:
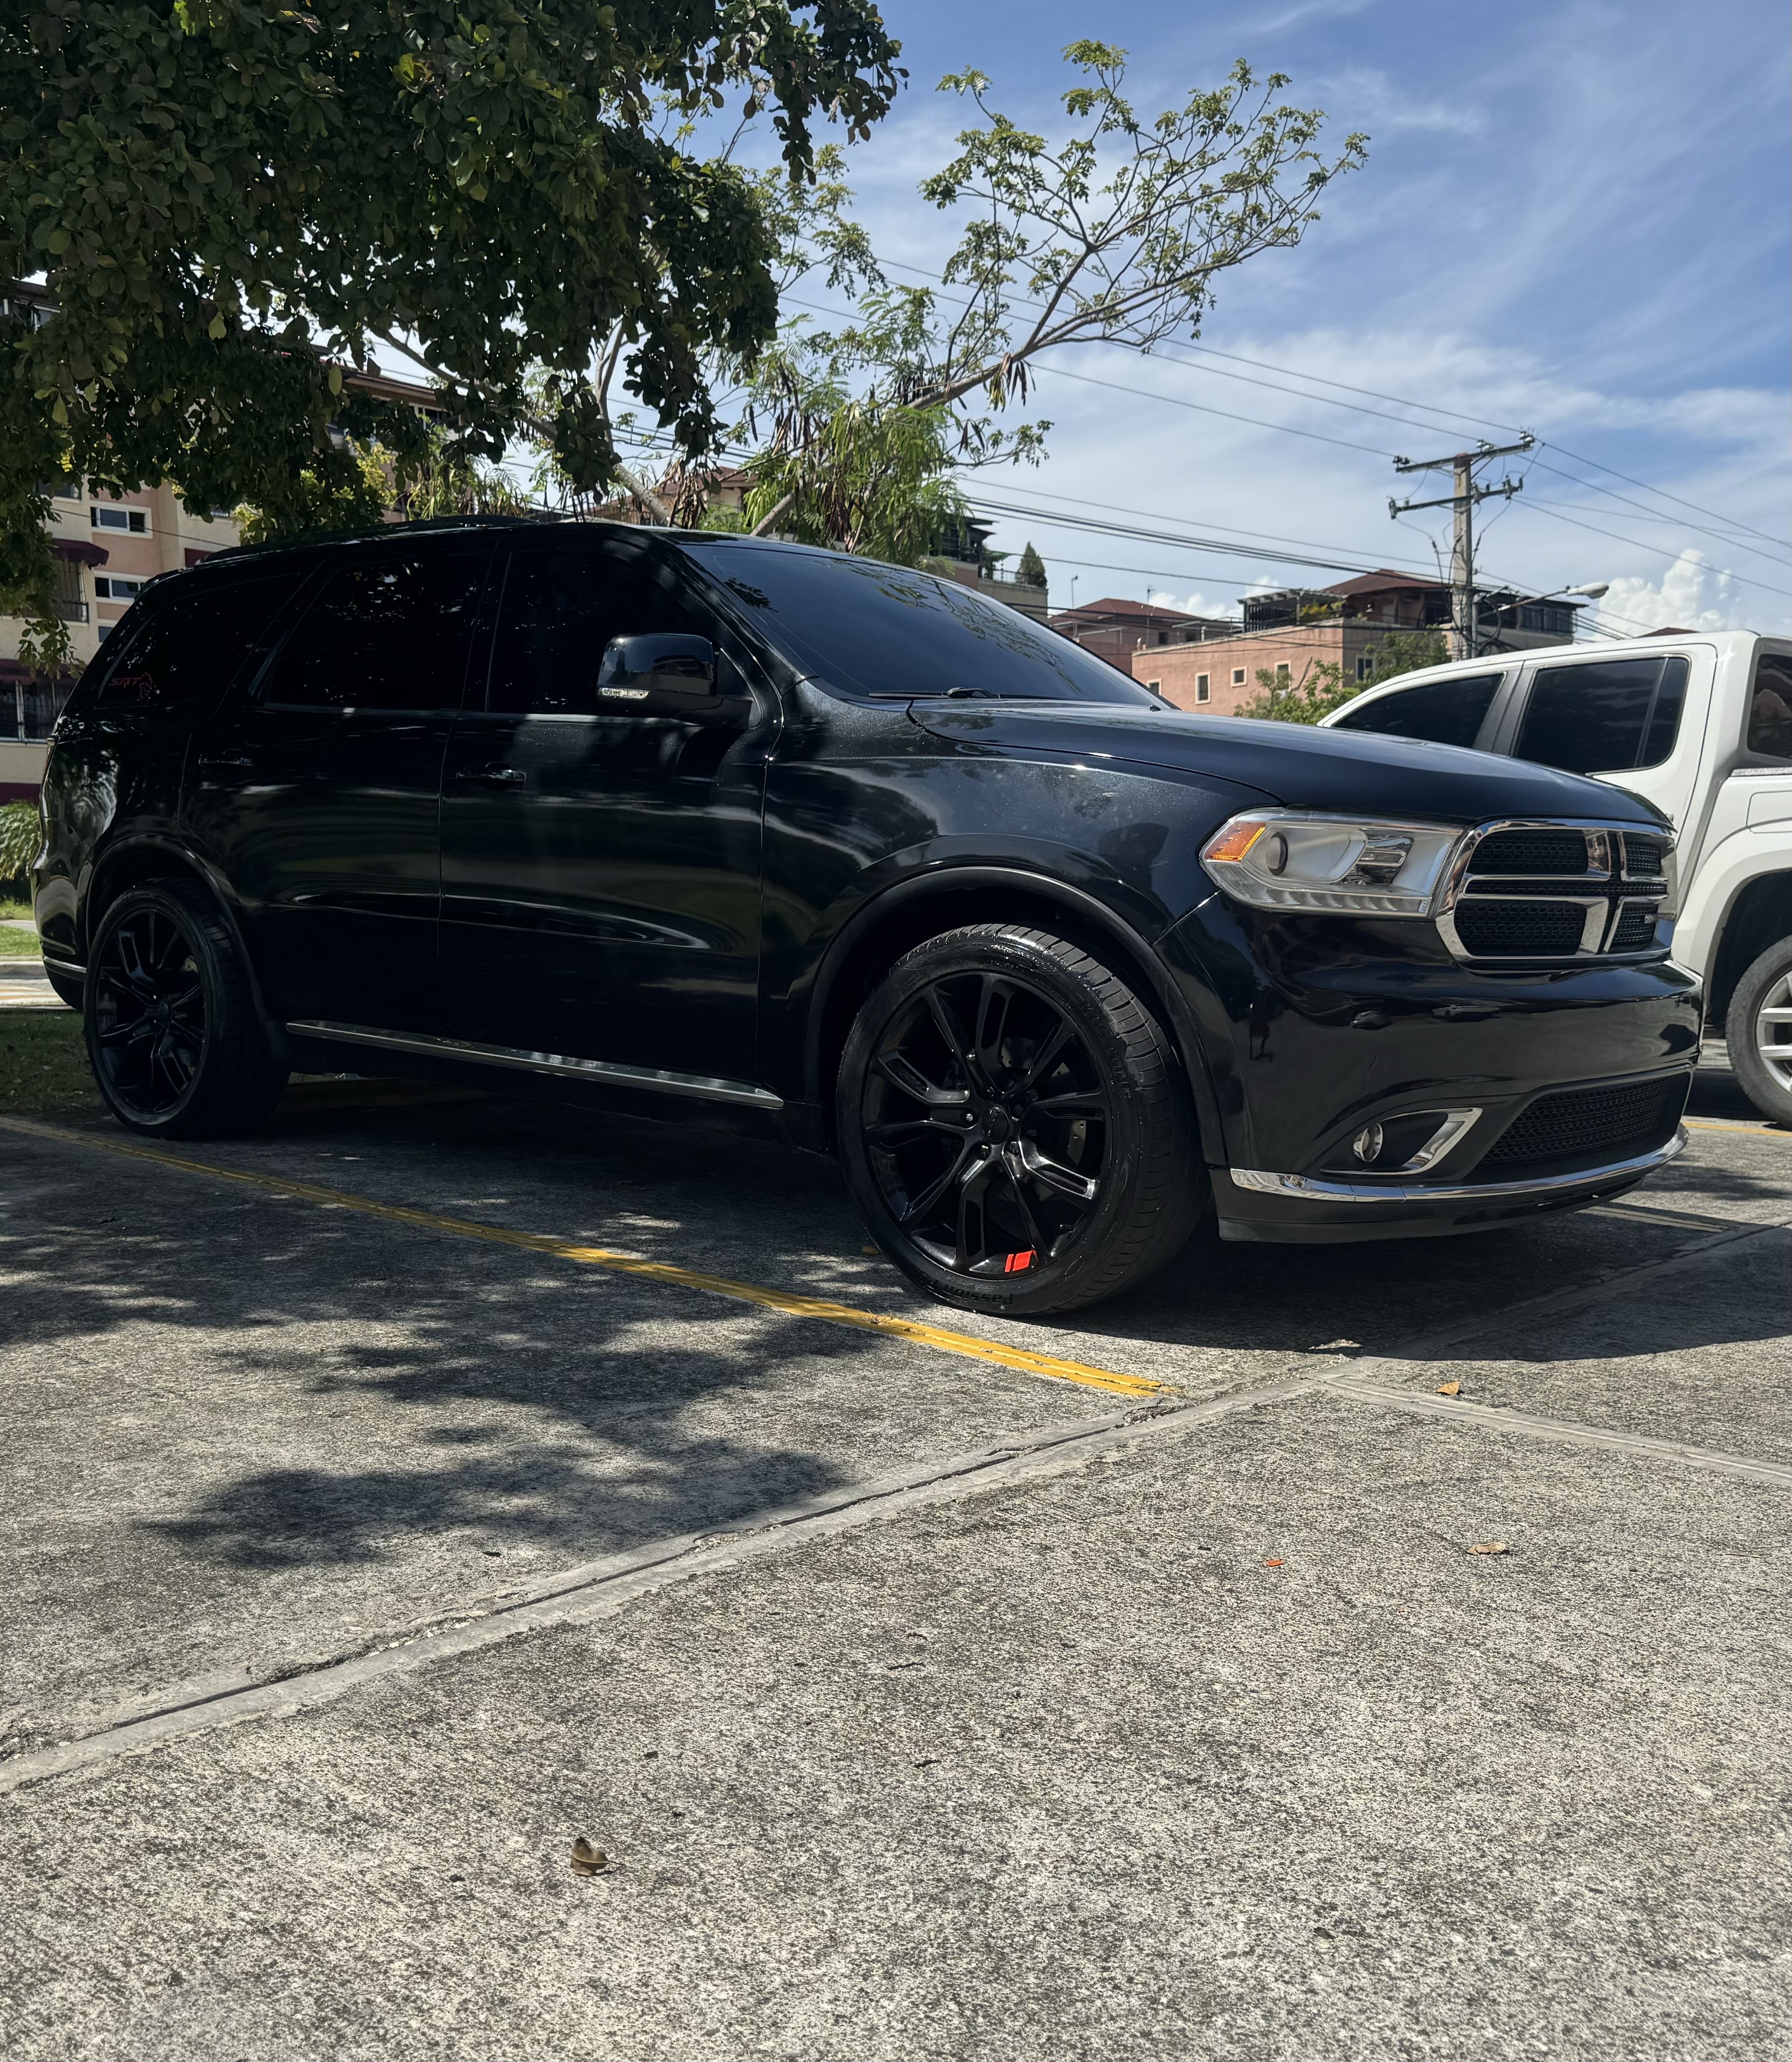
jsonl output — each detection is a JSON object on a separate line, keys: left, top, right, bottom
{"left": 1352, "top": 1122, "right": 1384, "bottom": 1165}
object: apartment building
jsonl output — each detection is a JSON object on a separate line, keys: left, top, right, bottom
{"left": 1047, "top": 597, "right": 1235, "bottom": 671}
{"left": 1129, "top": 570, "right": 1580, "bottom": 715}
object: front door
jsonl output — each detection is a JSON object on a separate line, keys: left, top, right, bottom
{"left": 438, "top": 536, "right": 774, "bottom": 1087}
{"left": 184, "top": 539, "right": 491, "bottom": 1029}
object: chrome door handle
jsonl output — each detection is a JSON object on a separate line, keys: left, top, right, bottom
{"left": 458, "top": 765, "right": 527, "bottom": 786}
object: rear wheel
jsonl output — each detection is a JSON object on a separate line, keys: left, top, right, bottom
{"left": 838, "top": 924, "right": 1205, "bottom": 1315}
{"left": 84, "top": 881, "right": 288, "bottom": 1138}
{"left": 1728, "top": 937, "right": 1792, "bottom": 1124}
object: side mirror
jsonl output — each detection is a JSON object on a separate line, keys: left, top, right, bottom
{"left": 597, "top": 633, "right": 717, "bottom": 701}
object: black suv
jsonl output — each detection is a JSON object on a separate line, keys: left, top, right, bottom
{"left": 34, "top": 518, "right": 1701, "bottom": 1314}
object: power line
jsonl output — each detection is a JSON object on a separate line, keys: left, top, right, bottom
{"left": 1030, "top": 363, "right": 1396, "bottom": 458}
{"left": 779, "top": 292, "right": 1399, "bottom": 457}
{"left": 1509, "top": 500, "right": 1791, "bottom": 601}
{"left": 867, "top": 256, "right": 1787, "bottom": 558}
{"left": 1545, "top": 442, "right": 1791, "bottom": 553}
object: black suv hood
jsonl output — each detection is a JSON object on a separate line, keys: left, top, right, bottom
{"left": 912, "top": 704, "right": 1666, "bottom": 826}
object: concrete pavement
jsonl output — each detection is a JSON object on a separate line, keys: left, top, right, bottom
{"left": 0, "top": 1057, "right": 1787, "bottom": 2058}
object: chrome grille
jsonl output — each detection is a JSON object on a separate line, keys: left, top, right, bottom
{"left": 1472, "top": 828, "right": 1591, "bottom": 875}
{"left": 1438, "top": 819, "right": 1672, "bottom": 965}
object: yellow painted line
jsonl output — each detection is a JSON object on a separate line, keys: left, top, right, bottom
{"left": 0, "top": 1115, "right": 1167, "bottom": 1401}
{"left": 1683, "top": 1118, "right": 1784, "bottom": 1136}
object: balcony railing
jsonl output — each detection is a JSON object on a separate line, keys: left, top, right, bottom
{"left": 50, "top": 599, "right": 90, "bottom": 624}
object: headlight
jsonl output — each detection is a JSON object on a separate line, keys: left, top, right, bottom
{"left": 1201, "top": 811, "right": 1463, "bottom": 915}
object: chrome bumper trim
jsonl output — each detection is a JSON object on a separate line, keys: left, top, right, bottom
{"left": 1229, "top": 1125, "right": 1688, "bottom": 1204}
{"left": 285, "top": 1021, "right": 784, "bottom": 1110}
{"left": 41, "top": 955, "right": 84, "bottom": 979}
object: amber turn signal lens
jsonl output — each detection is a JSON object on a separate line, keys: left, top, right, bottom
{"left": 1204, "top": 820, "right": 1268, "bottom": 865}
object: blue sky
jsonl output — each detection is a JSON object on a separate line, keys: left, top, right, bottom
{"left": 760, "top": 0, "right": 1790, "bottom": 635}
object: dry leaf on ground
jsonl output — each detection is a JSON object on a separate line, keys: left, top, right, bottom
{"left": 570, "top": 1838, "right": 610, "bottom": 1876}
{"left": 1467, "top": 1542, "right": 1510, "bottom": 1556}
{"left": 1436, "top": 1381, "right": 1461, "bottom": 1396}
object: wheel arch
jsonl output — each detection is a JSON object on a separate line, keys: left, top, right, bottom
{"left": 1707, "top": 870, "right": 1792, "bottom": 1030}
{"left": 804, "top": 866, "right": 1226, "bottom": 1162}
{"left": 81, "top": 836, "right": 287, "bottom": 1057}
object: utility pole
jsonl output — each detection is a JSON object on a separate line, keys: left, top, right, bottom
{"left": 1389, "top": 435, "right": 1535, "bottom": 659}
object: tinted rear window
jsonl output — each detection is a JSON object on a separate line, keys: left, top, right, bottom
{"left": 1332, "top": 672, "right": 1502, "bottom": 748}
{"left": 94, "top": 575, "right": 296, "bottom": 710}
{"left": 263, "top": 548, "right": 487, "bottom": 712}
{"left": 1514, "top": 656, "right": 1689, "bottom": 773}
{"left": 1748, "top": 652, "right": 1792, "bottom": 759}
{"left": 680, "top": 542, "right": 1156, "bottom": 705}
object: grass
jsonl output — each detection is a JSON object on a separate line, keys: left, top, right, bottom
{"left": 0, "top": 897, "right": 31, "bottom": 920}
{"left": 0, "top": 927, "right": 42, "bottom": 957}
{"left": 0, "top": 1006, "right": 98, "bottom": 1112}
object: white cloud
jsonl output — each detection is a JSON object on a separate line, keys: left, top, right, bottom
{"left": 1598, "top": 551, "right": 1756, "bottom": 636}
{"left": 1149, "top": 588, "right": 1242, "bottom": 619}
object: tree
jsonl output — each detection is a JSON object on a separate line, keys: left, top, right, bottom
{"left": 1016, "top": 542, "right": 1048, "bottom": 587}
{"left": 0, "top": 0, "right": 903, "bottom": 620}
{"left": 1236, "top": 629, "right": 1453, "bottom": 725}
{"left": 742, "top": 43, "right": 1366, "bottom": 541}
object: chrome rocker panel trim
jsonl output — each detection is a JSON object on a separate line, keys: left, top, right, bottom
{"left": 1229, "top": 1125, "right": 1687, "bottom": 1204}
{"left": 41, "top": 955, "right": 85, "bottom": 979}
{"left": 285, "top": 1021, "right": 784, "bottom": 1110}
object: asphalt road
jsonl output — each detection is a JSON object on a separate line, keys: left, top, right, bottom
{"left": 0, "top": 1044, "right": 1786, "bottom": 2060}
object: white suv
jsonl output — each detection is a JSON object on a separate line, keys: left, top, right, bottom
{"left": 1320, "top": 632, "right": 1792, "bottom": 1121}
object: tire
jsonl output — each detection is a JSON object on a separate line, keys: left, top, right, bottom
{"left": 838, "top": 924, "right": 1205, "bottom": 1316}
{"left": 83, "top": 880, "right": 289, "bottom": 1138}
{"left": 1727, "top": 936, "right": 1792, "bottom": 1124}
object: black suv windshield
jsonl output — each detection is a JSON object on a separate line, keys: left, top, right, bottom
{"left": 679, "top": 541, "right": 1158, "bottom": 706}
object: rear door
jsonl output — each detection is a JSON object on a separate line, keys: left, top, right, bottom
{"left": 184, "top": 538, "right": 492, "bottom": 1029}
{"left": 437, "top": 534, "right": 774, "bottom": 1087}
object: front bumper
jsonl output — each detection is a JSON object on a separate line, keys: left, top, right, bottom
{"left": 1215, "top": 1124, "right": 1688, "bottom": 1244}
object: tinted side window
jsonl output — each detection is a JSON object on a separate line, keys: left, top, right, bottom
{"left": 487, "top": 547, "right": 713, "bottom": 715}
{"left": 94, "top": 576, "right": 296, "bottom": 711}
{"left": 1332, "top": 672, "right": 1502, "bottom": 747}
{"left": 264, "top": 549, "right": 486, "bottom": 712}
{"left": 1748, "top": 652, "right": 1792, "bottom": 759}
{"left": 1514, "top": 657, "right": 1689, "bottom": 774}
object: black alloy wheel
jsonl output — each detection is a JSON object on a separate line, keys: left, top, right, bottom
{"left": 839, "top": 925, "right": 1205, "bottom": 1315}
{"left": 84, "top": 881, "right": 288, "bottom": 1138}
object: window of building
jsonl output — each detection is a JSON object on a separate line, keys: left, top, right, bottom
{"left": 1196, "top": 675, "right": 1210, "bottom": 703}
{"left": 38, "top": 477, "right": 82, "bottom": 501}
{"left": 94, "top": 576, "right": 145, "bottom": 602}
{"left": 1232, "top": 667, "right": 1246, "bottom": 686}
{"left": 92, "top": 505, "right": 148, "bottom": 534}
{"left": 1156, "top": 631, "right": 1169, "bottom": 645}
{"left": 1355, "top": 656, "right": 1372, "bottom": 681}
{"left": 264, "top": 549, "right": 487, "bottom": 712}
{"left": 1514, "top": 656, "right": 1690, "bottom": 774}
{"left": 1275, "top": 663, "right": 1291, "bottom": 683}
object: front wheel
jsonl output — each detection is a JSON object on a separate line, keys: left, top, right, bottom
{"left": 1728, "top": 936, "right": 1792, "bottom": 1124}
{"left": 838, "top": 925, "right": 1205, "bottom": 1316}
{"left": 84, "top": 880, "right": 288, "bottom": 1138}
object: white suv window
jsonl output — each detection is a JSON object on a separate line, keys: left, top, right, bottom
{"left": 1331, "top": 672, "right": 1502, "bottom": 747}
{"left": 1515, "top": 656, "right": 1688, "bottom": 774}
